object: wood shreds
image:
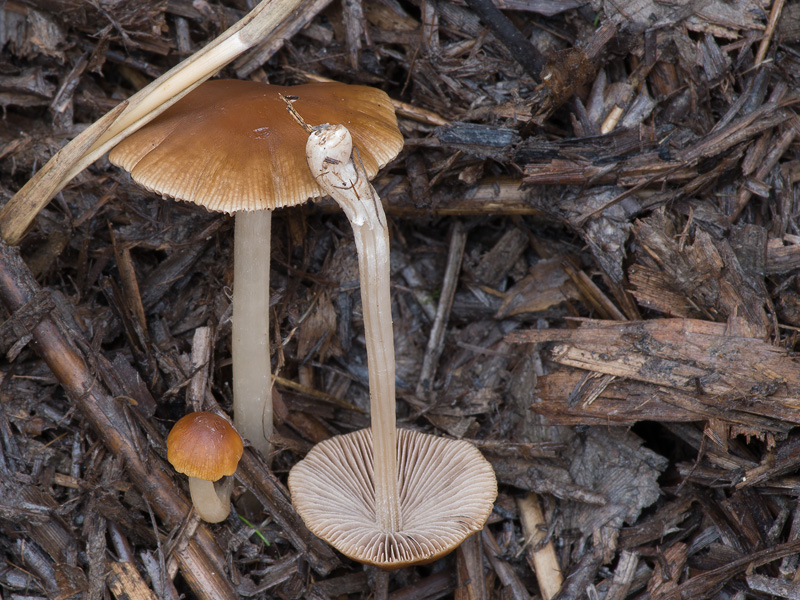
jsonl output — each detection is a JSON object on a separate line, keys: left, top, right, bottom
{"left": 3, "top": 0, "right": 800, "bottom": 598}
{"left": 510, "top": 317, "right": 800, "bottom": 431}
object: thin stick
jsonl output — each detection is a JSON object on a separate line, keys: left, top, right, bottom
{"left": 188, "top": 326, "right": 212, "bottom": 412}
{"left": 461, "top": 0, "right": 544, "bottom": 81}
{"left": 755, "top": 0, "right": 785, "bottom": 66}
{"left": 279, "top": 93, "right": 314, "bottom": 132}
{"left": 416, "top": 221, "right": 466, "bottom": 395}
{"left": 517, "top": 493, "right": 563, "bottom": 600}
{"left": 373, "top": 568, "right": 390, "bottom": 600}
{"left": 481, "top": 528, "right": 532, "bottom": 600}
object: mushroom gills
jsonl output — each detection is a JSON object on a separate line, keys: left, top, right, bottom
{"left": 289, "top": 428, "right": 497, "bottom": 568}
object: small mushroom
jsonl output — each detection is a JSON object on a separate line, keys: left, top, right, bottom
{"left": 167, "top": 411, "right": 243, "bottom": 523}
{"left": 288, "top": 122, "right": 497, "bottom": 567}
{"left": 110, "top": 80, "right": 402, "bottom": 459}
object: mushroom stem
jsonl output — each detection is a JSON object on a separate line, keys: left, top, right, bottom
{"left": 187, "top": 476, "right": 233, "bottom": 523}
{"left": 233, "top": 210, "right": 273, "bottom": 459}
{"left": 306, "top": 125, "right": 400, "bottom": 533}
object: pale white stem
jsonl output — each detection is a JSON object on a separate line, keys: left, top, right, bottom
{"left": 305, "top": 125, "right": 400, "bottom": 533}
{"left": 233, "top": 210, "right": 273, "bottom": 459}
{"left": 187, "top": 476, "right": 233, "bottom": 523}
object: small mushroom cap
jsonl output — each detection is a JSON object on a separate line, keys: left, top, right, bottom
{"left": 167, "top": 412, "right": 243, "bottom": 481}
{"left": 288, "top": 428, "right": 497, "bottom": 569}
{"left": 109, "top": 80, "right": 403, "bottom": 214}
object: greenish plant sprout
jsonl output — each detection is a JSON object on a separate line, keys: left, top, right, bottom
{"left": 238, "top": 514, "right": 271, "bottom": 546}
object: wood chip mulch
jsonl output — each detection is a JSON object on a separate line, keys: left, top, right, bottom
{"left": 2, "top": 0, "right": 800, "bottom": 598}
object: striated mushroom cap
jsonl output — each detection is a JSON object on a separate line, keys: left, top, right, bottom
{"left": 109, "top": 79, "right": 403, "bottom": 213}
{"left": 167, "top": 412, "right": 243, "bottom": 481}
{"left": 288, "top": 428, "right": 497, "bottom": 569}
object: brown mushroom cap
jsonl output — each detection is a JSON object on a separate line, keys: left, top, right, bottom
{"left": 167, "top": 412, "right": 243, "bottom": 481}
{"left": 109, "top": 80, "right": 403, "bottom": 213}
{"left": 288, "top": 428, "right": 497, "bottom": 568}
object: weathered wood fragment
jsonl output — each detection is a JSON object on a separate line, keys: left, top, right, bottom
{"left": 510, "top": 318, "right": 800, "bottom": 430}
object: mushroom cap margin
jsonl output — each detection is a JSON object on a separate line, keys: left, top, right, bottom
{"left": 109, "top": 80, "right": 404, "bottom": 214}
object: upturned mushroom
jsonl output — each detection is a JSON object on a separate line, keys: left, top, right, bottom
{"left": 288, "top": 119, "right": 497, "bottom": 567}
{"left": 109, "top": 80, "right": 403, "bottom": 459}
{"left": 167, "top": 411, "right": 243, "bottom": 523}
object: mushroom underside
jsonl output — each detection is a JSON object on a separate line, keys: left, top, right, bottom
{"left": 288, "top": 428, "right": 497, "bottom": 568}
